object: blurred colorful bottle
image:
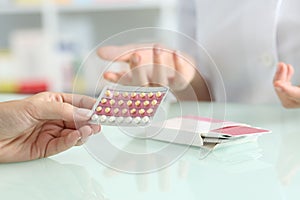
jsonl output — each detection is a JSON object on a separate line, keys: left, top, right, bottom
{"left": 0, "top": 79, "right": 48, "bottom": 94}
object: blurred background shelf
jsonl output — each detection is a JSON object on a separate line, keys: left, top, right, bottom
{"left": 0, "top": 6, "right": 42, "bottom": 14}
{"left": 0, "top": 1, "right": 164, "bottom": 14}
{"left": 0, "top": 0, "right": 178, "bottom": 94}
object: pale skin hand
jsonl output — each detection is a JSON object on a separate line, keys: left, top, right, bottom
{"left": 273, "top": 62, "right": 300, "bottom": 108}
{"left": 97, "top": 44, "right": 211, "bottom": 101}
{"left": 0, "top": 92, "right": 101, "bottom": 163}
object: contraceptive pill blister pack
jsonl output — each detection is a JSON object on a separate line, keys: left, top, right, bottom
{"left": 90, "top": 85, "right": 169, "bottom": 126}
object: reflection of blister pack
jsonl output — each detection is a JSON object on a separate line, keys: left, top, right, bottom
{"left": 90, "top": 85, "right": 169, "bottom": 126}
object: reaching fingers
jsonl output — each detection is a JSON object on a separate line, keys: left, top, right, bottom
{"left": 274, "top": 81, "right": 300, "bottom": 108}
{"left": 287, "top": 64, "right": 295, "bottom": 82}
{"left": 169, "top": 51, "right": 197, "bottom": 91}
{"left": 103, "top": 71, "right": 132, "bottom": 85}
{"left": 274, "top": 62, "right": 288, "bottom": 83}
{"left": 129, "top": 53, "right": 149, "bottom": 86}
{"left": 169, "top": 51, "right": 184, "bottom": 90}
{"left": 152, "top": 45, "right": 168, "bottom": 86}
{"left": 97, "top": 45, "right": 133, "bottom": 62}
{"left": 274, "top": 62, "right": 296, "bottom": 96}
{"left": 173, "top": 51, "right": 184, "bottom": 73}
{"left": 170, "top": 51, "right": 191, "bottom": 90}
{"left": 97, "top": 44, "right": 153, "bottom": 62}
{"left": 276, "top": 82, "right": 300, "bottom": 99}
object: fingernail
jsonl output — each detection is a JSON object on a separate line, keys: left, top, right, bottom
{"left": 95, "top": 125, "right": 101, "bottom": 133}
{"left": 91, "top": 125, "right": 101, "bottom": 134}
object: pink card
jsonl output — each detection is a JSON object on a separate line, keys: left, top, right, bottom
{"left": 210, "top": 126, "right": 270, "bottom": 137}
{"left": 181, "top": 116, "right": 270, "bottom": 137}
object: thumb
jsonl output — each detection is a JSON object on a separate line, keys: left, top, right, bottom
{"left": 279, "top": 84, "right": 300, "bottom": 98}
{"left": 31, "top": 101, "right": 92, "bottom": 122}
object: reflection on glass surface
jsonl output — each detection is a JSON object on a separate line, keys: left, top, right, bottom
{"left": 85, "top": 127, "right": 194, "bottom": 174}
{"left": 0, "top": 159, "right": 107, "bottom": 200}
{"left": 208, "top": 137, "right": 263, "bottom": 165}
{"left": 187, "top": 148, "right": 282, "bottom": 200}
{"left": 277, "top": 131, "right": 300, "bottom": 186}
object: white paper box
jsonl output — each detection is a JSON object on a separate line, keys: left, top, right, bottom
{"left": 146, "top": 116, "right": 270, "bottom": 147}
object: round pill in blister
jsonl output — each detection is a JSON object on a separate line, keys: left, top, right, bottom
{"left": 123, "top": 92, "right": 129, "bottom": 98}
{"left": 151, "top": 99, "right": 158, "bottom": 106}
{"left": 143, "top": 100, "right": 150, "bottom": 107}
{"left": 108, "top": 116, "right": 116, "bottom": 123}
{"left": 130, "top": 108, "right": 137, "bottom": 114}
{"left": 101, "top": 98, "right": 108, "bottom": 104}
{"left": 109, "top": 99, "right": 115, "bottom": 106}
{"left": 133, "top": 117, "right": 141, "bottom": 124}
{"left": 114, "top": 91, "right": 120, "bottom": 97}
{"left": 127, "top": 100, "right": 133, "bottom": 107}
{"left": 156, "top": 91, "right": 162, "bottom": 98}
{"left": 148, "top": 92, "right": 154, "bottom": 98}
{"left": 105, "top": 90, "right": 111, "bottom": 97}
{"left": 141, "top": 116, "right": 150, "bottom": 124}
{"left": 96, "top": 106, "right": 102, "bottom": 112}
{"left": 125, "top": 117, "right": 132, "bottom": 123}
{"left": 118, "top": 100, "right": 124, "bottom": 106}
{"left": 117, "top": 117, "right": 124, "bottom": 123}
{"left": 139, "top": 109, "right": 145, "bottom": 115}
{"left": 113, "top": 108, "right": 120, "bottom": 114}
{"left": 131, "top": 92, "right": 137, "bottom": 98}
{"left": 91, "top": 114, "right": 99, "bottom": 121}
{"left": 147, "top": 108, "right": 154, "bottom": 114}
{"left": 135, "top": 100, "right": 141, "bottom": 107}
{"left": 122, "top": 108, "right": 128, "bottom": 115}
{"left": 104, "top": 107, "right": 111, "bottom": 113}
{"left": 100, "top": 115, "right": 107, "bottom": 122}
{"left": 140, "top": 92, "right": 146, "bottom": 98}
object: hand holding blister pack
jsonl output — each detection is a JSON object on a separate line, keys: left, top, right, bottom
{"left": 89, "top": 85, "right": 169, "bottom": 127}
